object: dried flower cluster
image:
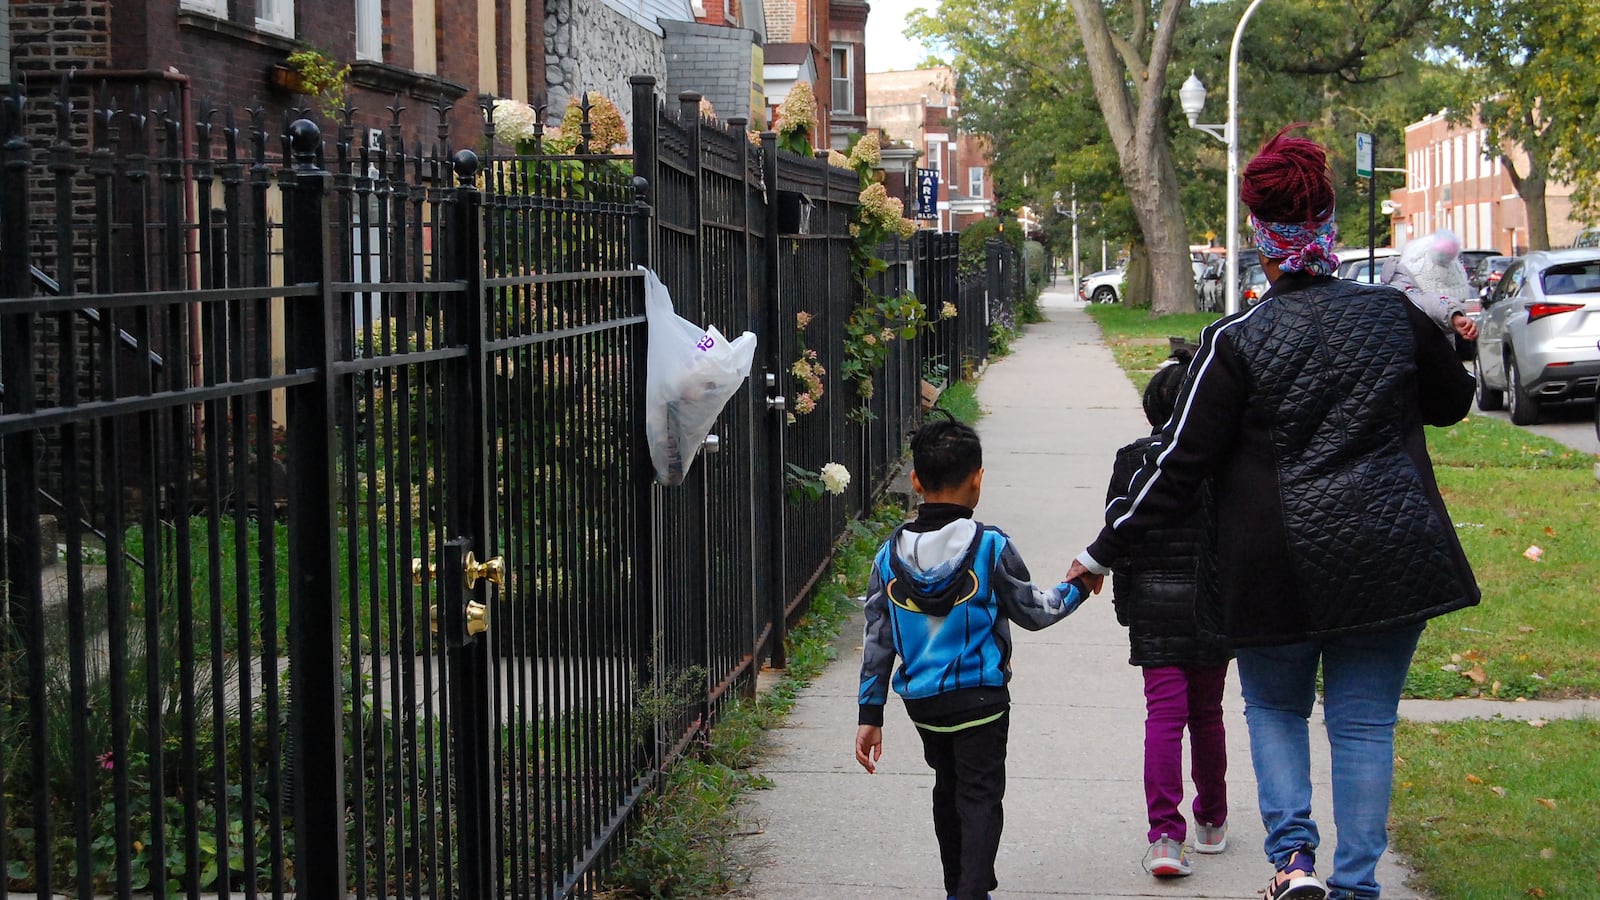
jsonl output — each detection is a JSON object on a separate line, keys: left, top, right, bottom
{"left": 858, "top": 183, "right": 917, "bottom": 239}
{"left": 847, "top": 133, "right": 882, "bottom": 168}
{"left": 827, "top": 149, "right": 852, "bottom": 169}
{"left": 790, "top": 310, "right": 825, "bottom": 419}
{"left": 559, "top": 92, "right": 629, "bottom": 152}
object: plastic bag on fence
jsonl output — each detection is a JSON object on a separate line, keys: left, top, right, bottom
{"left": 642, "top": 267, "right": 758, "bottom": 486}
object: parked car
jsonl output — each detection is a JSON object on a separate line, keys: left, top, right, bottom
{"left": 1458, "top": 248, "right": 1501, "bottom": 277}
{"left": 1336, "top": 247, "right": 1400, "bottom": 284}
{"left": 1571, "top": 226, "right": 1600, "bottom": 249}
{"left": 1080, "top": 267, "right": 1125, "bottom": 304}
{"left": 1471, "top": 255, "right": 1515, "bottom": 292}
{"left": 1240, "top": 264, "right": 1270, "bottom": 307}
{"left": 1474, "top": 249, "right": 1600, "bottom": 425}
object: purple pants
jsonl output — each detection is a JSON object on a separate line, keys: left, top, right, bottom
{"left": 1142, "top": 663, "right": 1230, "bottom": 843}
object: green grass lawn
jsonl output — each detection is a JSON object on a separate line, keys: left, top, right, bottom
{"left": 1087, "top": 303, "right": 1600, "bottom": 897}
{"left": 1392, "top": 718, "right": 1600, "bottom": 898}
{"left": 1086, "top": 303, "right": 1600, "bottom": 700}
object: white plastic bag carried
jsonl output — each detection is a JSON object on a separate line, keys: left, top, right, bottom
{"left": 641, "top": 267, "right": 758, "bottom": 486}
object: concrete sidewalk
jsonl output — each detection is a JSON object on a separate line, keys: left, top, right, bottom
{"left": 733, "top": 291, "right": 1426, "bottom": 899}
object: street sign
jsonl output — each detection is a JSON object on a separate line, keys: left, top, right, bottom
{"left": 1356, "top": 132, "right": 1374, "bottom": 179}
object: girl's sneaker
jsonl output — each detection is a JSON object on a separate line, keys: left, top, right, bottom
{"left": 1265, "top": 848, "right": 1326, "bottom": 900}
{"left": 1194, "top": 820, "right": 1228, "bottom": 854}
{"left": 1143, "top": 834, "right": 1193, "bottom": 877}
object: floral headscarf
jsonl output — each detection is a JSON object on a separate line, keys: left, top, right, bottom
{"left": 1251, "top": 212, "right": 1340, "bottom": 277}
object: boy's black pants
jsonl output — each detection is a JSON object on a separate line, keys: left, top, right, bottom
{"left": 917, "top": 710, "right": 1008, "bottom": 900}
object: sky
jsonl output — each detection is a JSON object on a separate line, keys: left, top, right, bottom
{"left": 864, "top": 0, "right": 935, "bottom": 73}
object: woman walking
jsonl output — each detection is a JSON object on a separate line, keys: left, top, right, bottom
{"left": 1067, "top": 126, "right": 1480, "bottom": 900}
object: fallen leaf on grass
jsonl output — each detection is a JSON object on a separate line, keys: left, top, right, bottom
{"left": 1537, "top": 798, "right": 1558, "bottom": 810}
{"left": 1544, "top": 526, "right": 1556, "bottom": 537}
{"left": 1492, "top": 680, "right": 1503, "bottom": 695}
{"left": 1463, "top": 665, "right": 1487, "bottom": 684}
{"left": 1466, "top": 773, "right": 1484, "bottom": 784}
{"left": 1518, "top": 625, "right": 1536, "bottom": 634}
{"left": 1540, "top": 848, "right": 1557, "bottom": 859}
{"left": 1528, "top": 718, "right": 1548, "bottom": 728}
{"left": 1527, "top": 887, "right": 1546, "bottom": 897}
{"left": 1491, "top": 786, "right": 1508, "bottom": 797}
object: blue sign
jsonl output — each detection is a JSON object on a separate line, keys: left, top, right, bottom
{"left": 916, "top": 168, "right": 939, "bottom": 219}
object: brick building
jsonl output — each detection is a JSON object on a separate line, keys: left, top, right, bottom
{"left": 865, "top": 67, "right": 994, "bottom": 231}
{"left": 1386, "top": 108, "right": 1584, "bottom": 255}
{"left": 759, "top": 0, "right": 868, "bottom": 149}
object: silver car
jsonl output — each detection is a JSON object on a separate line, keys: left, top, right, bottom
{"left": 1474, "top": 249, "right": 1600, "bottom": 425}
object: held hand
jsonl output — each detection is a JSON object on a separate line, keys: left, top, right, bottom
{"left": 1453, "top": 314, "right": 1479, "bottom": 342}
{"left": 855, "top": 725, "right": 883, "bottom": 774}
{"left": 1064, "top": 560, "right": 1105, "bottom": 594}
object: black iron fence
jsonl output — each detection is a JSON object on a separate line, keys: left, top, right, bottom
{"left": 0, "top": 72, "right": 1018, "bottom": 898}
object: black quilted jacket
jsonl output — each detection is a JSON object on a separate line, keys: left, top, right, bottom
{"left": 1087, "top": 273, "right": 1480, "bottom": 647}
{"left": 1106, "top": 436, "right": 1232, "bottom": 668}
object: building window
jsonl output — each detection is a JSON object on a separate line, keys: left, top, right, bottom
{"left": 830, "top": 45, "right": 852, "bottom": 114}
{"left": 356, "top": 0, "right": 382, "bottom": 60}
{"left": 180, "top": 0, "right": 226, "bottom": 16}
{"left": 968, "top": 166, "right": 983, "bottom": 198}
{"left": 256, "top": 0, "right": 294, "bottom": 37}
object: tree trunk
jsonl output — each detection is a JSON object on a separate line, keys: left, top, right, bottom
{"left": 1066, "top": 0, "right": 1196, "bottom": 315}
{"left": 1522, "top": 175, "right": 1550, "bottom": 251}
{"left": 1126, "top": 242, "right": 1151, "bottom": 309}
{"left": 1503, "top": 150, "right": 1550, "bottom": 252}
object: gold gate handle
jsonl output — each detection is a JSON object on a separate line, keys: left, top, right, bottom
{"left": 411, "top": 558, "right": 437, "bottom": 584}
{"left": 430, "top": 599, "right": 490, "bottom": 636}
{"left": 463, "top": 550, "right": 505, "bottom": 590}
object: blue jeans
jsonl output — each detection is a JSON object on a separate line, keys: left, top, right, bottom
{"left": 1235, "top": 623, "right": 1424, "bottom": 900}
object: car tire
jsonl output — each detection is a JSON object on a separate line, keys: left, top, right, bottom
{"left": 1473, "top": 355, "right": 1503, "bottom": 411}
{"left": 1091, "top": 286, "right": 1116, "bottom": 304}
{"left": 1506, "top": 353, "right": 1540, "bottom": 426}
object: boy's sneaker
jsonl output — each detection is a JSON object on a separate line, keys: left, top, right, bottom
{"left": 1143, "top": 834, "right": 1193, "bottom": 877}
{"left": 1194, "top": 819, "right": 1228, "bottom": 854}
{"left": 1265, "top": 848, "right": 1326, "bottom": 900}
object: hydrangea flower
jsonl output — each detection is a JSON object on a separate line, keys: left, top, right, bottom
{"left": 820, "top": 462, "right": 851, "bottom": 495}
{"left": 775, "top": 82, "right": 817, "bottom": 138}
{"left": 941, "top": 301, "right": 958, "bottom": 320}
{"left": 848, "top": 133, "right": 882, "bottom": 168}
{"left": 494, "top": 97, "right": 542, "bottom": 147}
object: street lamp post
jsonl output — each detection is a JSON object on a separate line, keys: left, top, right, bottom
{"left": 1178, "top": 0, "right": 1266, "bottom": 316}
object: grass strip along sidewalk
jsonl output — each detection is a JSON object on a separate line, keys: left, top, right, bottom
{"left": 1087, "top": 303, "right": 1600, "bottom": 898}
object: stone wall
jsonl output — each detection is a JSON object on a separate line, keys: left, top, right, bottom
{"left": 546, "top": 0, "right": 666, "bottom": 132}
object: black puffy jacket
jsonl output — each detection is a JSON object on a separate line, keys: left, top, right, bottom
{"left": 1106, "top": 436, "right": 1232, "bottom": 668}
{"left": 1087, "top": 273, "right": 1480, "bottom": 647}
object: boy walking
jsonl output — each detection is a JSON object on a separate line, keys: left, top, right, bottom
{"left": 855, "top": 418, "right": 1091, "bottom": 900}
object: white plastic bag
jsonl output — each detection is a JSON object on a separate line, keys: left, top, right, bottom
{"left": 641, "top": 267, "right": 757, "bottom": 486}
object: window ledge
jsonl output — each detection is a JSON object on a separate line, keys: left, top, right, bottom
{"left": 349, "top": 61, "right": 470, "bottom": 103}
{"left": 177, "top": 12, "right": 298, "bottom": 53}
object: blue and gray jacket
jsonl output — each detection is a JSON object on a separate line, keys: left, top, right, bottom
{"left": 857, "top": 503, "right": 1088, "bottom": 728}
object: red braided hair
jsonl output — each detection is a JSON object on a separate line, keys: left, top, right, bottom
{"left": 1241, "top": 124, "right": 1335, "bottom": 227}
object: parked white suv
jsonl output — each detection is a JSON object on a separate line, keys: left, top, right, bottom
{"left": 1079, "top": 267, "right": 1124, "bottom": 304}
{"left": 1474, "top": 249, "right": 1600, "bottom": 425}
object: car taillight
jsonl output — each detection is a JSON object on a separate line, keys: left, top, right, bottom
{"left": 1244, "top": 288, "right": 1258, "bottom": 301}
{"left": 1488, "top": 271, "right": 1503, "bottom": 282}
{"left": 1527, "top": 302, "right": 1583, "bottom": 322}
